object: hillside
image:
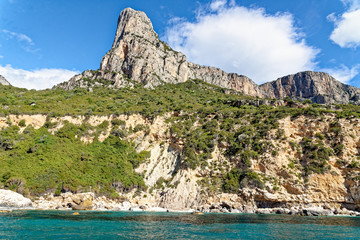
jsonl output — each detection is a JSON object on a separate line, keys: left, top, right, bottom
{"left": 1, "top": 81, "right": 360, "bottom": 214}
{"left": 2, "top": 7, "right": 360, "bottom": 214}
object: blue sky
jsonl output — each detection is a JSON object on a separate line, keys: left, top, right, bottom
{"left": 0, "top": 0, "right": 359, "bottom": 89}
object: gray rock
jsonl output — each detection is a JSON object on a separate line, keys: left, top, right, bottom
{"left": 57, "top": 8, "right": 262, "bottom": 97}
{"left": 0, "top": 75, "right": 10, "bottom": 86}
{"left": 302, "top": 207, "right": 334, "bottom": 216}
{"left": 260, "top": 71, "right": 360, "bottom": 104}
{"left": 56, "top": 8, "right": 360, "bottom": 105}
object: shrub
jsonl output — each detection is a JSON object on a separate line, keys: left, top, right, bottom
{"left": 223, "top": 169, "right": 264, "bottom": 193}
{"left": 18, "top": 119, "right": 26, "bottom": 127}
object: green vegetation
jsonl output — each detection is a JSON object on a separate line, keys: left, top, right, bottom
{"left": 0, "top": 79, "right": 360, "bottom": 196}
{"left": 0, "top": 123, "right": 148, "bottom": 198}
{"left": 300, "top": 137, "right": 333, "bottom": 175}
{"left": 223, "top": 168, "right": 264, "bottom": 193}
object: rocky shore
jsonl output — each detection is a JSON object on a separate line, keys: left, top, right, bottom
{"left": 1, "top": 189, "right": 359, "bottom": 216}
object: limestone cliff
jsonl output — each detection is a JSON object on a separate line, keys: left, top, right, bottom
{"left": 260, "top": 71, "right": 360, "bottom": 104}
{"left": 3, "top": 112, "right": 360, "bottom": 214}
{"left": 57, "top": 8, "right": 262, "bottom": 97}
{"left": 56, "top": 8, "right": 360, "bottom": 105}
{"left": 0, "top": 75, "right": 10, "bottom": 86}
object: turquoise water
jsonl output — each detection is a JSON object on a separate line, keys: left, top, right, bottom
{"left": 1, "top": 211, "right": 360, "bottom": 239}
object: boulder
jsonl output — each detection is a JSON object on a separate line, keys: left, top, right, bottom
{"left": 0, "top": 189, "right": 32, "bottom": 209}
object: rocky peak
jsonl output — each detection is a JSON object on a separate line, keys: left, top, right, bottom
{"left": 60, "top": 8, "right": 262, "bottom": 97}
{"left": 260, "top": 71, "right": 360, "bottom": 104}
{"left": 0, "top": 75, "right": 10, "bottom": 86}
{"left": 111, "top": 7, "right": 158, "bottom": 49}
{"left": 57, "top": 8, "right": 360, "bottom": 105}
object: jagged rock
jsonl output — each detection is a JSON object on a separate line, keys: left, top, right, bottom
{"left": 56, "top": 8, "right": 360, "bottom": 105}
{"left": 0, "top": 189, "right": 32, "bottom": 209}
{"left": 0, "top": 75, "right": 10, "bottom": 86}
{"left": 302, "top": 207, "right": 334, "bottom": 216}
{"left": 260, "top": 71, "right": 360, "bottom": 104}
{"left": 57, "top": 8, "right": 262, "bottom": 97}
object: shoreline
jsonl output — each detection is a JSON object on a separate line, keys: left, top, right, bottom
{"left": 2, "top": 189, "right": 360, "bottom": 217}
{"left": 1, "top": 207, "right": 360, "bottom": 217}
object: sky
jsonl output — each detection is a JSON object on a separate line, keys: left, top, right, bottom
{"left": 0, "top": 0, "right": 360, "bottom": 89}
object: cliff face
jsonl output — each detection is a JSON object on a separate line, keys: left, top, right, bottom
{"left": 0, "top": 75, "right": 10, "bottom": 86}
{"left": 260, "top": 71, "right": 360, "bottom": 104}
{"left": 56, "top": 8, "right": 360, "bottom": 105}
{"left": 3, "top": 112, "right": 360, "bottom": 214}
{"left": 58, "top": 8, "right": 262, "bottom": 97}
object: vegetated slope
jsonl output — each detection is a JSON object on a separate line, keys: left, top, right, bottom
{"left": 2, "top": 80, "right": 360, "bottom": 212}
{"left": 56, "top": 7, "right": 360, "bottom": 105}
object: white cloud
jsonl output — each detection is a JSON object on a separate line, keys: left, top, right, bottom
{"left": 210, "top": 0, "right": 227, "bottom": 11}
{"left": 329, "top": 1, "right": 360, "bottom": 48}
{"left": 0, "top": 65, "right": 79, "bottom": 90}
{"left": 321, "top": 64, "right": 360, "bottom": 83}
{"left": 341, "top": 0, "right": 360, "bottom": 10}
{"left": 2, "top": 29, "right": 40, "bottom": 53}
{"left": 164, "top": 0, "right": 318, "bottom": 84}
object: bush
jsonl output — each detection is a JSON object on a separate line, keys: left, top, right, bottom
{"left": 18, "top": 119, "right": 26, "bottom": 127}
{"left": 223, "top": 169, "right": 264, "bottom": 193}
{"left": 0, "top": 123, "right": 148, "bottom": 196}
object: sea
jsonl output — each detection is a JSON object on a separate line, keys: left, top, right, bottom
{"left": 1, "top": 211, "right": 360, "bottom": 239}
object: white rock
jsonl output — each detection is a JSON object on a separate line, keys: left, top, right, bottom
{"left": 146, "top": 207, "right": 168, "bottom": 212}
{"left": 130, "top": 207, "right": 143, "bottom": 212}
{"left": 0, "top": 189, "right": 33, "bottom": 209}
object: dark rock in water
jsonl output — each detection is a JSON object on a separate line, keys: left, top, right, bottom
{"left": 302, "top": 208, "right": 333, "bottom": 216}
{"left": 71, "top": 204, "right": 87, "bottom": 211}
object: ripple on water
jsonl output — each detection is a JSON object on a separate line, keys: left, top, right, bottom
{"left": 1, "top": 211, "right": 360, "bottom": 239}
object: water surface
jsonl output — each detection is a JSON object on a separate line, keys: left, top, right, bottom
{"left": 1, "top": 211, "right": 360, "bottom": 239}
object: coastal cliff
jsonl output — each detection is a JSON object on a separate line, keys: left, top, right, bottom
{"left": 1, "top": 101, "right": 360, "bottom": 215}
{"left": 2, "top": 8, "right": 360, "bottom": 215}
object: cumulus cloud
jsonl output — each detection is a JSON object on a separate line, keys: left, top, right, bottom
{"left": 341, "top": 0, "right": 360, "bottom": 10}
{"left": 2, "top": 29, "right": 40, "bottom": 53}
{"left": 164, "top": 0, "right": 318, "bottom": 84}
{"left": 321, "top": 64, "right": 360, "bottom": 83}
{"left": 0, "top": 65, "right": 79, "bottom": 90}
{"left": 329, "top": 0, "right": 360, "bottom": 48}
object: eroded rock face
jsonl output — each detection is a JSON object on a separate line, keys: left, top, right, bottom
{"left": 0, "top": 75, "right": 10, "bottom": 86}
{"left": 0, "top": 189, "right": 32, "bottom": 209}
{"left": 59, "top": 8, "right": 262, "bottom": 97}
{"left": 260, "top": 71, "right": 360, "bottom": 104}
{"left": 57, "top": 8, "right": 360, "bottom": 105}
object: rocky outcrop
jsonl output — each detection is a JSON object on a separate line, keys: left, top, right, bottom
{"left": 0, "top": 189, "right": 32, "bottom": 209}
{"left": 57, "top": 8, "right": 261, "bottom": 97}
{"left": 0, "top": 75, "right": 10, "bottom": 86}
{"left": 56, "top": 8, "right": 360, "bottom": 105}
{"left": 260, "top": 71, "right": 360, "bottom": 104}
{"left": 3, "top": 113, "right": 360, "bottom": 215}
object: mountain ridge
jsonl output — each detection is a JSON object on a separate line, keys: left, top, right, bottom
{"left": 56, "top": 7, "right": 360, "bottom": 104}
